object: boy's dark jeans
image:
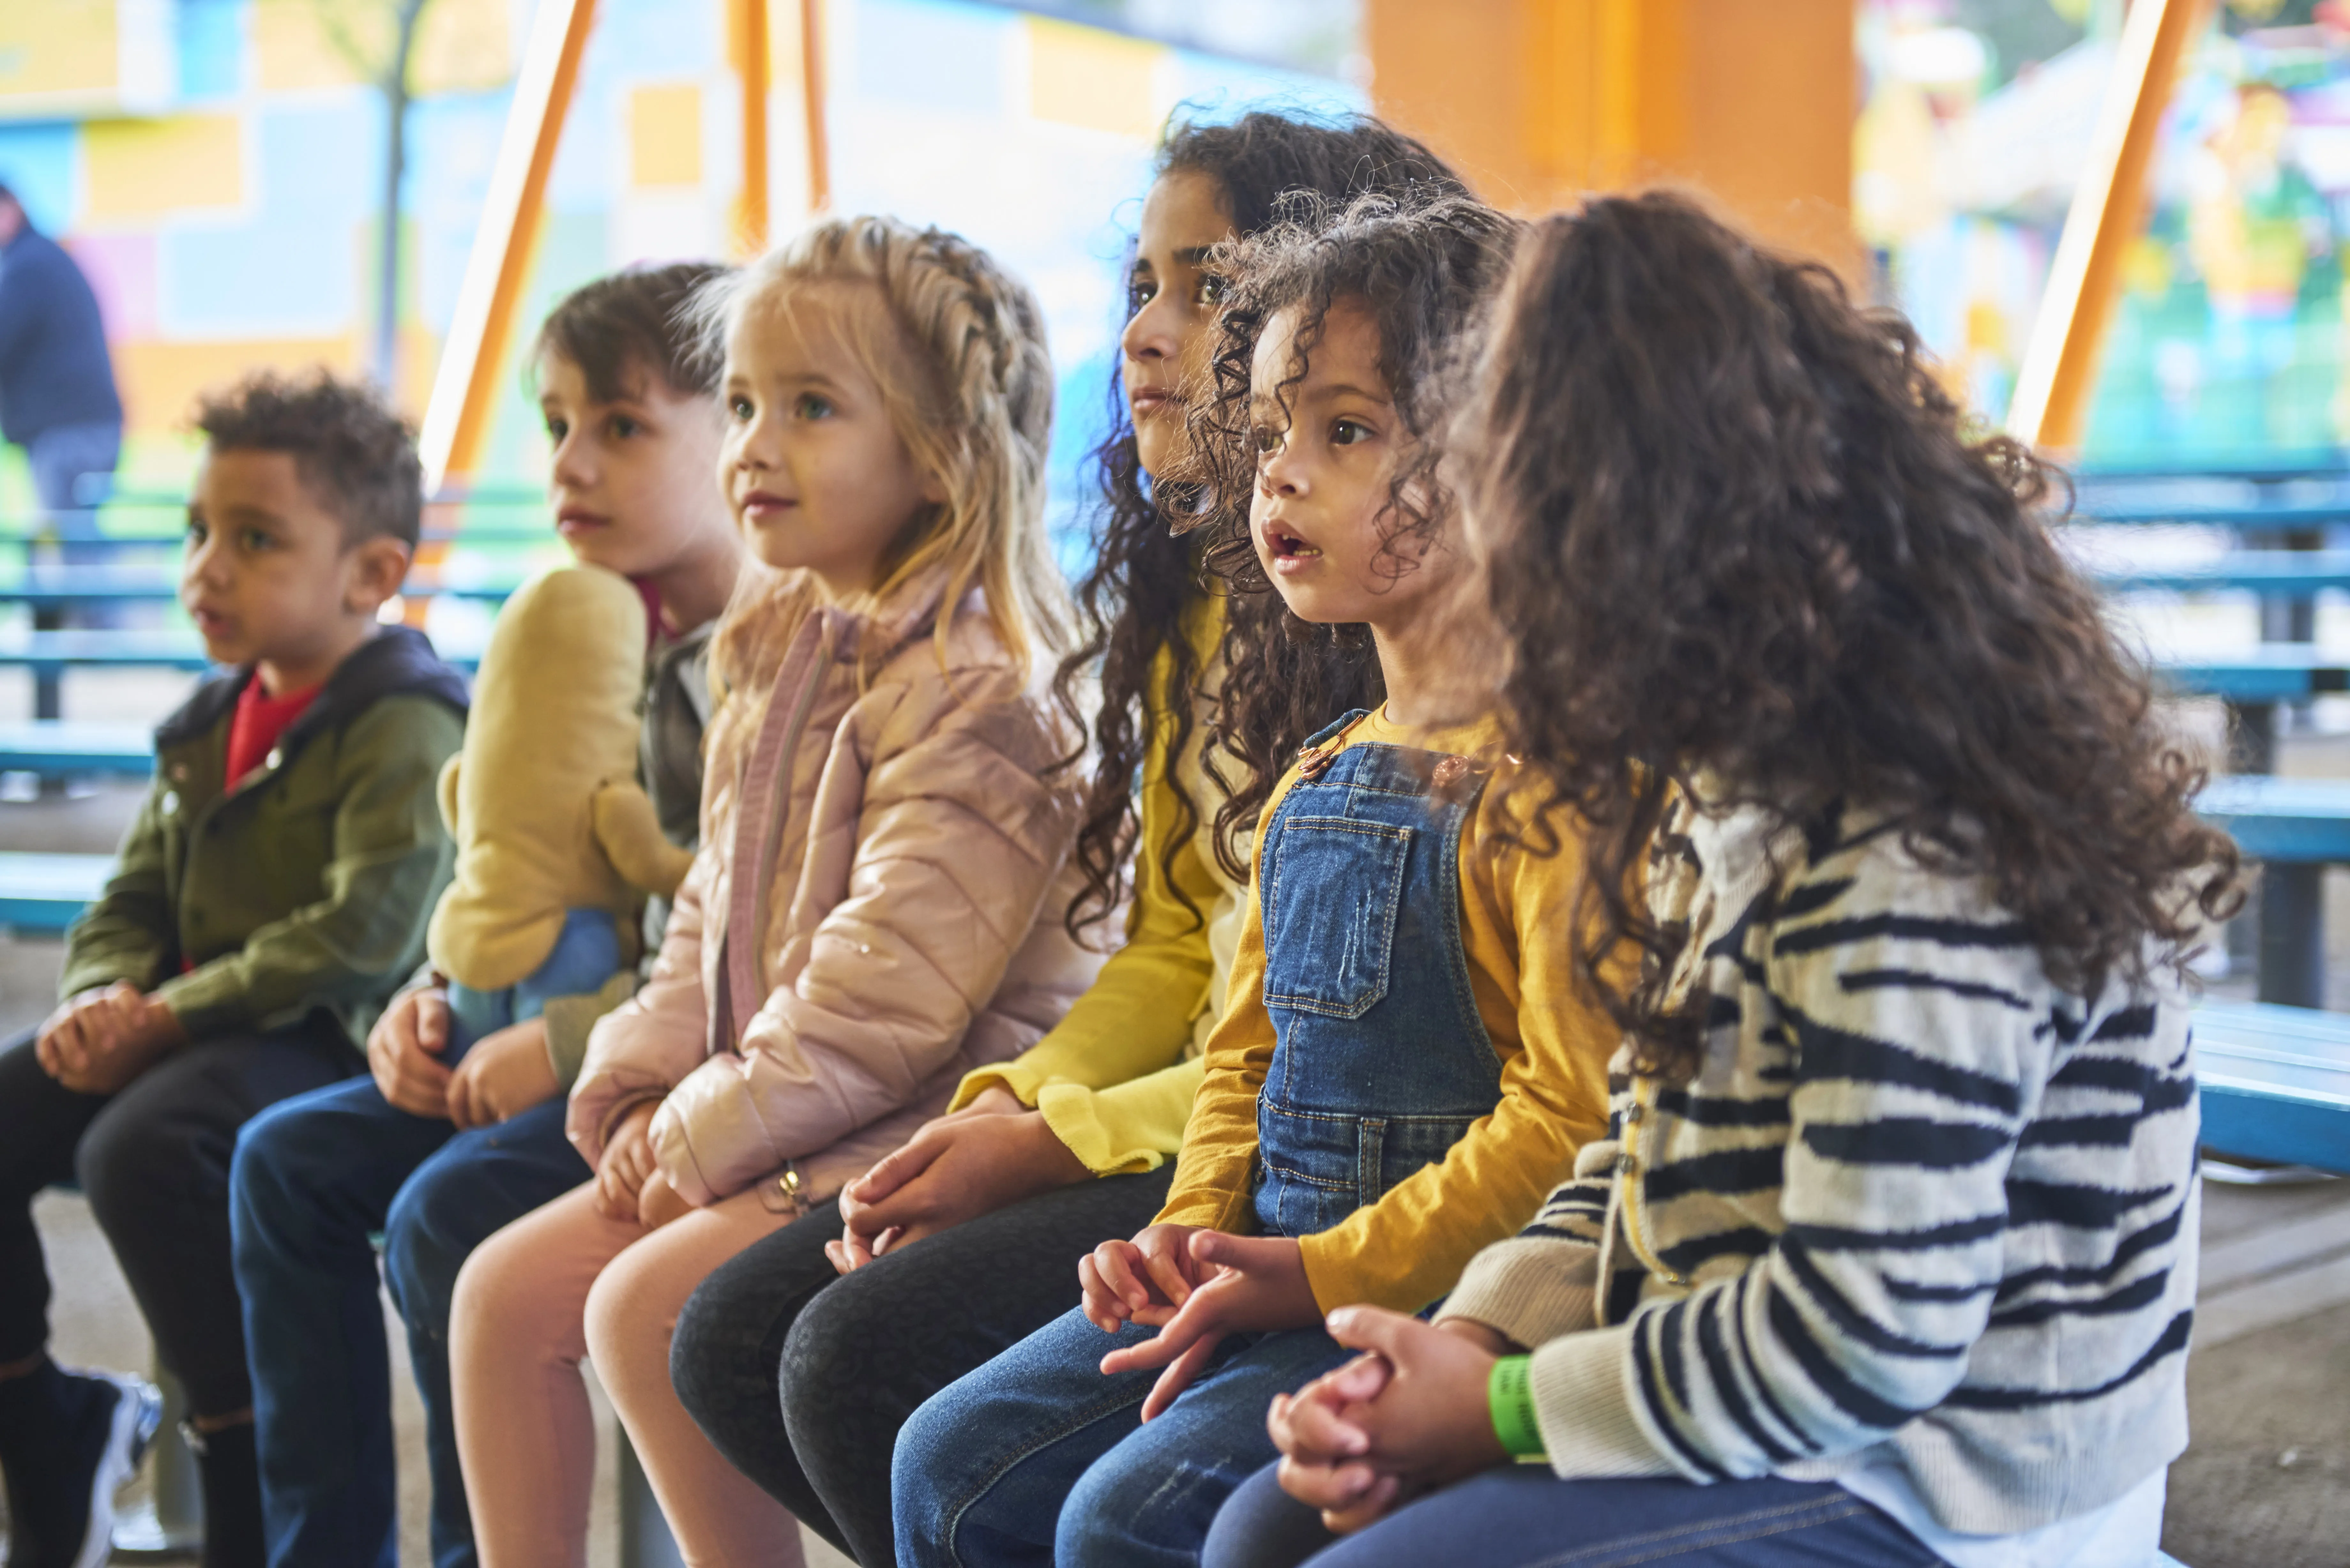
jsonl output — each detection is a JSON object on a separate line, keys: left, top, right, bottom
{"left": 0, "top": 1016, "right": 357, "bottom": 1420}
{"left": 231, "top": 1080, "right": 588, "bottom": 1568}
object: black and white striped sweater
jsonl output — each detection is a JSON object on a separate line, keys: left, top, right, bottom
{"left": 1438, "top": 795, "right": 2199, "bottom": 1535}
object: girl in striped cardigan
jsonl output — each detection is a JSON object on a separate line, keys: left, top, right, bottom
{"left": 1207, "top": 194, "right": 2244, "bottom": 1568}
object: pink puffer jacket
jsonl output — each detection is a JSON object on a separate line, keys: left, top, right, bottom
{"left": 567, "top": 573, "right": 1100, "bottom": 1208}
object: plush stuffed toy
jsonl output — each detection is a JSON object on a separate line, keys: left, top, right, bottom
{"left": 425, "top": 562, "right": 686, "bottom": 1045}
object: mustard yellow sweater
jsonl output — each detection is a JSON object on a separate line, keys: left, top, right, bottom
{"left": 951, "top": 603, "right": 1243, "bottom": 1172}
{"left": 1157, "top": 707, "right": 1619, "bottom": 1315}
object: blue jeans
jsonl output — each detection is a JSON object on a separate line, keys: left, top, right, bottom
{"left": 1202, "top": 1466, "right": 1944, "bottom": 1568}
{"left": 893, "top": 1308, "right": 1353, "bottom": 1568}
{"left": 25, "top": 418, "right": 121, "bottom": 703}
{"left": 26, "top": 418, "right": 118, "bottom": 523}
{"left": 232, "top": 1088, "right": 585, "bottom": 1568}
{"left": 229, "top": 911, "right": 619, "bottom": 1568}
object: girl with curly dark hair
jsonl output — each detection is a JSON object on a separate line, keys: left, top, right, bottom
{"left": 662, "top": 113, "right": 1464, "bottom": 1567}
{"left": 891, "top": 189, "right": 1618, "bottom": 1568}
{"left": 1219, "top": 193, "right": 2243, "bottom": 1568}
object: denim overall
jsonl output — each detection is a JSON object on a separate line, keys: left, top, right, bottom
{"left": 893, "top": 712, "right": 1507, "bottom": 1568}
{"left": 1252, "top": 712, "right": 1504, "bottom": 1240}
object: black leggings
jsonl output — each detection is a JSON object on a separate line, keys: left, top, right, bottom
{"left": 0, "top": 1018, "right": 358, "bottom": 1417}
{"left": 671, "top": 1165, "right": 1176, "bottom": 1566}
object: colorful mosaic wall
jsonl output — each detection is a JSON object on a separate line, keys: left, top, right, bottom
{"left": 1859, "top": 0, "right": 2350, "bottom": 467}
{"left": 0, "top": 0, "right": 1356, "bottom": 518}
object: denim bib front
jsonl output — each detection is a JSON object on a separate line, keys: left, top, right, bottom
{"left": 1251, "top": 712, "right": 1504, "bottom": 1239}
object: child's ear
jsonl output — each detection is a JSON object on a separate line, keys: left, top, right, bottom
{"left": 918, "top": 464, "right": 950, "bottom": 507}
{"left": 345, "top": 537, "right": 413, "bottom": 617}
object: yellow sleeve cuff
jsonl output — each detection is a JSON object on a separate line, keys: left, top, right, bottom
{"left": 951, "top": 1059, "right": 1048, "bottom": 1113}
{"left": 1033, "top": 1055, "right": 1207, "bottom": 1176}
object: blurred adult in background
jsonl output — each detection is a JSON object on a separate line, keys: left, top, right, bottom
{"left": 0, "top": 179, "right": 125, "bottom": 720}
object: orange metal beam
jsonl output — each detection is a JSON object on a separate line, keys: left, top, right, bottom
{"left": 800, "top": 0, "right": 831, "bottom": 215}
{"left": 1366, "top": 0, "right": 1851, "bottom": 268}
{"left": 734, "top": 0, "right": 770, "bottom": 255}
{"left": 417, "top": 0, "right": 598, "bottom": 490}
{"left": 2007, "top": 0, "right": 2212, "bottom": 452}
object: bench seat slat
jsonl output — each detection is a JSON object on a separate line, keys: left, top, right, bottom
{"left": 2194, "top": 1000, "right": 2350, "bottom": 1175}
{"left": 2194, "top": 775, "right": 2350, "bottom": 862}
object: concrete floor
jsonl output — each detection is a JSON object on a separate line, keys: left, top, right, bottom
{"left": 0, "top": 671, "right": 2346, "bottom": 1567}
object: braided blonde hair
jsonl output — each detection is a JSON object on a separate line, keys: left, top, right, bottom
{"left": 696, "top": 215, "right": 1072, "bottom": 694}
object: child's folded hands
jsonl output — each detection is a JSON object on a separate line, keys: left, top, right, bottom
{"left": 444, "top": 1017, "right": 559, "bottom": 1129}
{"left": 1080, "top": 1221, "right": 1211, "bottom": 1334}
{"left": 636, "top": 1167, "right": 692, "bottom": 1231}
{"left": 1267, "top": 1308, "right": 1515, "bottom": 1533}
{"left": 595, "top": 1100, "right": 662, "bottom": 1221}
{"left": 1093, "top": 1229, "right": 1324, "bottom": 1421}
{"left": 368, "top": 984, "right": 455, "bottom": 1117}
{"left": 827, "top": 1084, "right": 1090, "bottom": 1274}
{"left": 37, "top": 982, "right": 185, "bottom": 1094}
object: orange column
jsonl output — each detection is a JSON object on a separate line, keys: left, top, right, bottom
{"left": 417, "top": 0, "right": 599, "bottom": 491}
{"left": 733, "top": 0, "right": 771, "bottom": 256}
{"left": 801, "top": 0, "right": 831, "bottom": 215}
{"left": 2006, "top": 0, "right": 2212, "bottom": 452}
{"left": 1366, "top": 0, "right": 1855, "bottom": 269}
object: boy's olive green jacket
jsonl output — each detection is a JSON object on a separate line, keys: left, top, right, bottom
{"left": 63, "top": 627, "right": 471, "bottom": 1045}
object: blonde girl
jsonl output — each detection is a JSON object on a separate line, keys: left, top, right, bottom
{"left": 447, "top": 216, "right": 1099, "bottom": 1568}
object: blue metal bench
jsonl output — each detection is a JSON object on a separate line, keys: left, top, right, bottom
{"left": 2195, "top": 775, "right": 2350, "bottom": 861}
{"left": 2194, "top": 999, "right": 2350, "bottom": 1176}
{"left": 0, "top": 567, "right": 527, "bottom": 606}
{"left": 2095, "top": 552, "right": 2350, "bottom": 594}
{"left": 0, "top": 722, "right": 159, "bottom": 776}
{"left": 2158, "top": 647, "right": 2350, "bottom": 704}
{"left": 0, "top": 632, "right": 479, "bottom": 675}
{"left": 0, "top": 852, "right": 113, "bottom": 931}
{"left": 2075, "top": 500, "right": 2350, "bottom": 528}
{"left": 2192, "top": 775, "right": 2350, "bottom": 1009}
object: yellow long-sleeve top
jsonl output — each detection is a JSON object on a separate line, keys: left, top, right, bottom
{"left": 1156, "top": 707, "right": 1619, "bottom": 1315}
{"left": 950, "top": 601, "right": 1247, "bottom": 1173}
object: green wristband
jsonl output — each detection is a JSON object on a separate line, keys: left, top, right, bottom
{"left": 1488, "top": 1355, "right": 1546, "bottom": 1459}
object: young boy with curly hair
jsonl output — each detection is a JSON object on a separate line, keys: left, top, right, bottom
{"left": 0, "top": 371, "right": 469, "bottom": 1568}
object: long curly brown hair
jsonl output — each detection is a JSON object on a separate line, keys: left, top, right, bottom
{"left": 1056, "top": 112, "right": 1467, "bottom": 932}
{"left": 1456, "top": 193, "right": 2243, "bottom": 1080}
{"left": 1183, "top": 192, "right": 1523, "bottom": 857}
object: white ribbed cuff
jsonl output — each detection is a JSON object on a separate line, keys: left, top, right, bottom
{"left": 1436, "top": 1238, "right": 1602, "bottom": 1351}
{"left": 1528, "top": 1326, "right": 1678, "bottom": 1480}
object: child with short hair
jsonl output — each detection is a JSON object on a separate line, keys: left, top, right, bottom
{"left": 1217, "top": 194, "right": 2240, "bottom": 1568}
{"left": 228, "top": 262, "right": 742, "bottom": 1568}
{"left": 891, "top": 193, "right": 1619, "bottom": 1568}
{"left": 0, "top": 371, "right": 469, "bottom": 1568}
{"left": 449, "top": 216, "right": 1098, "bottom": 1568}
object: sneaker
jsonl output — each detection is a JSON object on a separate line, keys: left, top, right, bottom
{"left": 2, "top": 1367, "right": 162, "bottom": 1568}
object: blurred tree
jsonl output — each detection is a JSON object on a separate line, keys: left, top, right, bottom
{"left": 302, "top": 0, "right": 434, "bottom": 393}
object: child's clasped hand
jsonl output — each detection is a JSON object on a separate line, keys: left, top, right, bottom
{"left": 828, "top": 1085, "right": 1091, "bottom": 1274}
{"left": 595, "top": 1101, "right": 691, "bottom": 1231}
{"left": 35, "top": 981, "right": 186, "bottom": 1094}
{"left": 444, "top": 1017, "right": 559, "bottom": 1129}
{"left": 1268, "top": 1308, "right": 1514, "bottom": 1533}
{"left": 595, "top": 1100, "right": 661, "bottom": 1221}
{"left": 367, "top": 984, "right": 455, "bottom": 1116}
{"left": 1084, "top": 1225, "right": 1324, "bottom": 1421}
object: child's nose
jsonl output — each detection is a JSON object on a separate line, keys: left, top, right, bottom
{"left": 550, "top": 432, "right": 593, "bottom": 485}
{"left": 733, "top": 417, "right": 783, "bottom": 470}
{"left": 181, "top": 547, "right": 225, "bottom": 595}
{"left": 1122, "top": 305, "right": 1173, "bottom": 363}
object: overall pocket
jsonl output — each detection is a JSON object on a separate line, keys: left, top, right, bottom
{"left": 1262, "top": 816, "right": 1413, "bottom": 1019}
{"left": 1254, "top": 1101, "right": 1369, "bottom": 1238}
{"left": 1254, "top": 1105, "right": 1483, "bottom": 1236}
